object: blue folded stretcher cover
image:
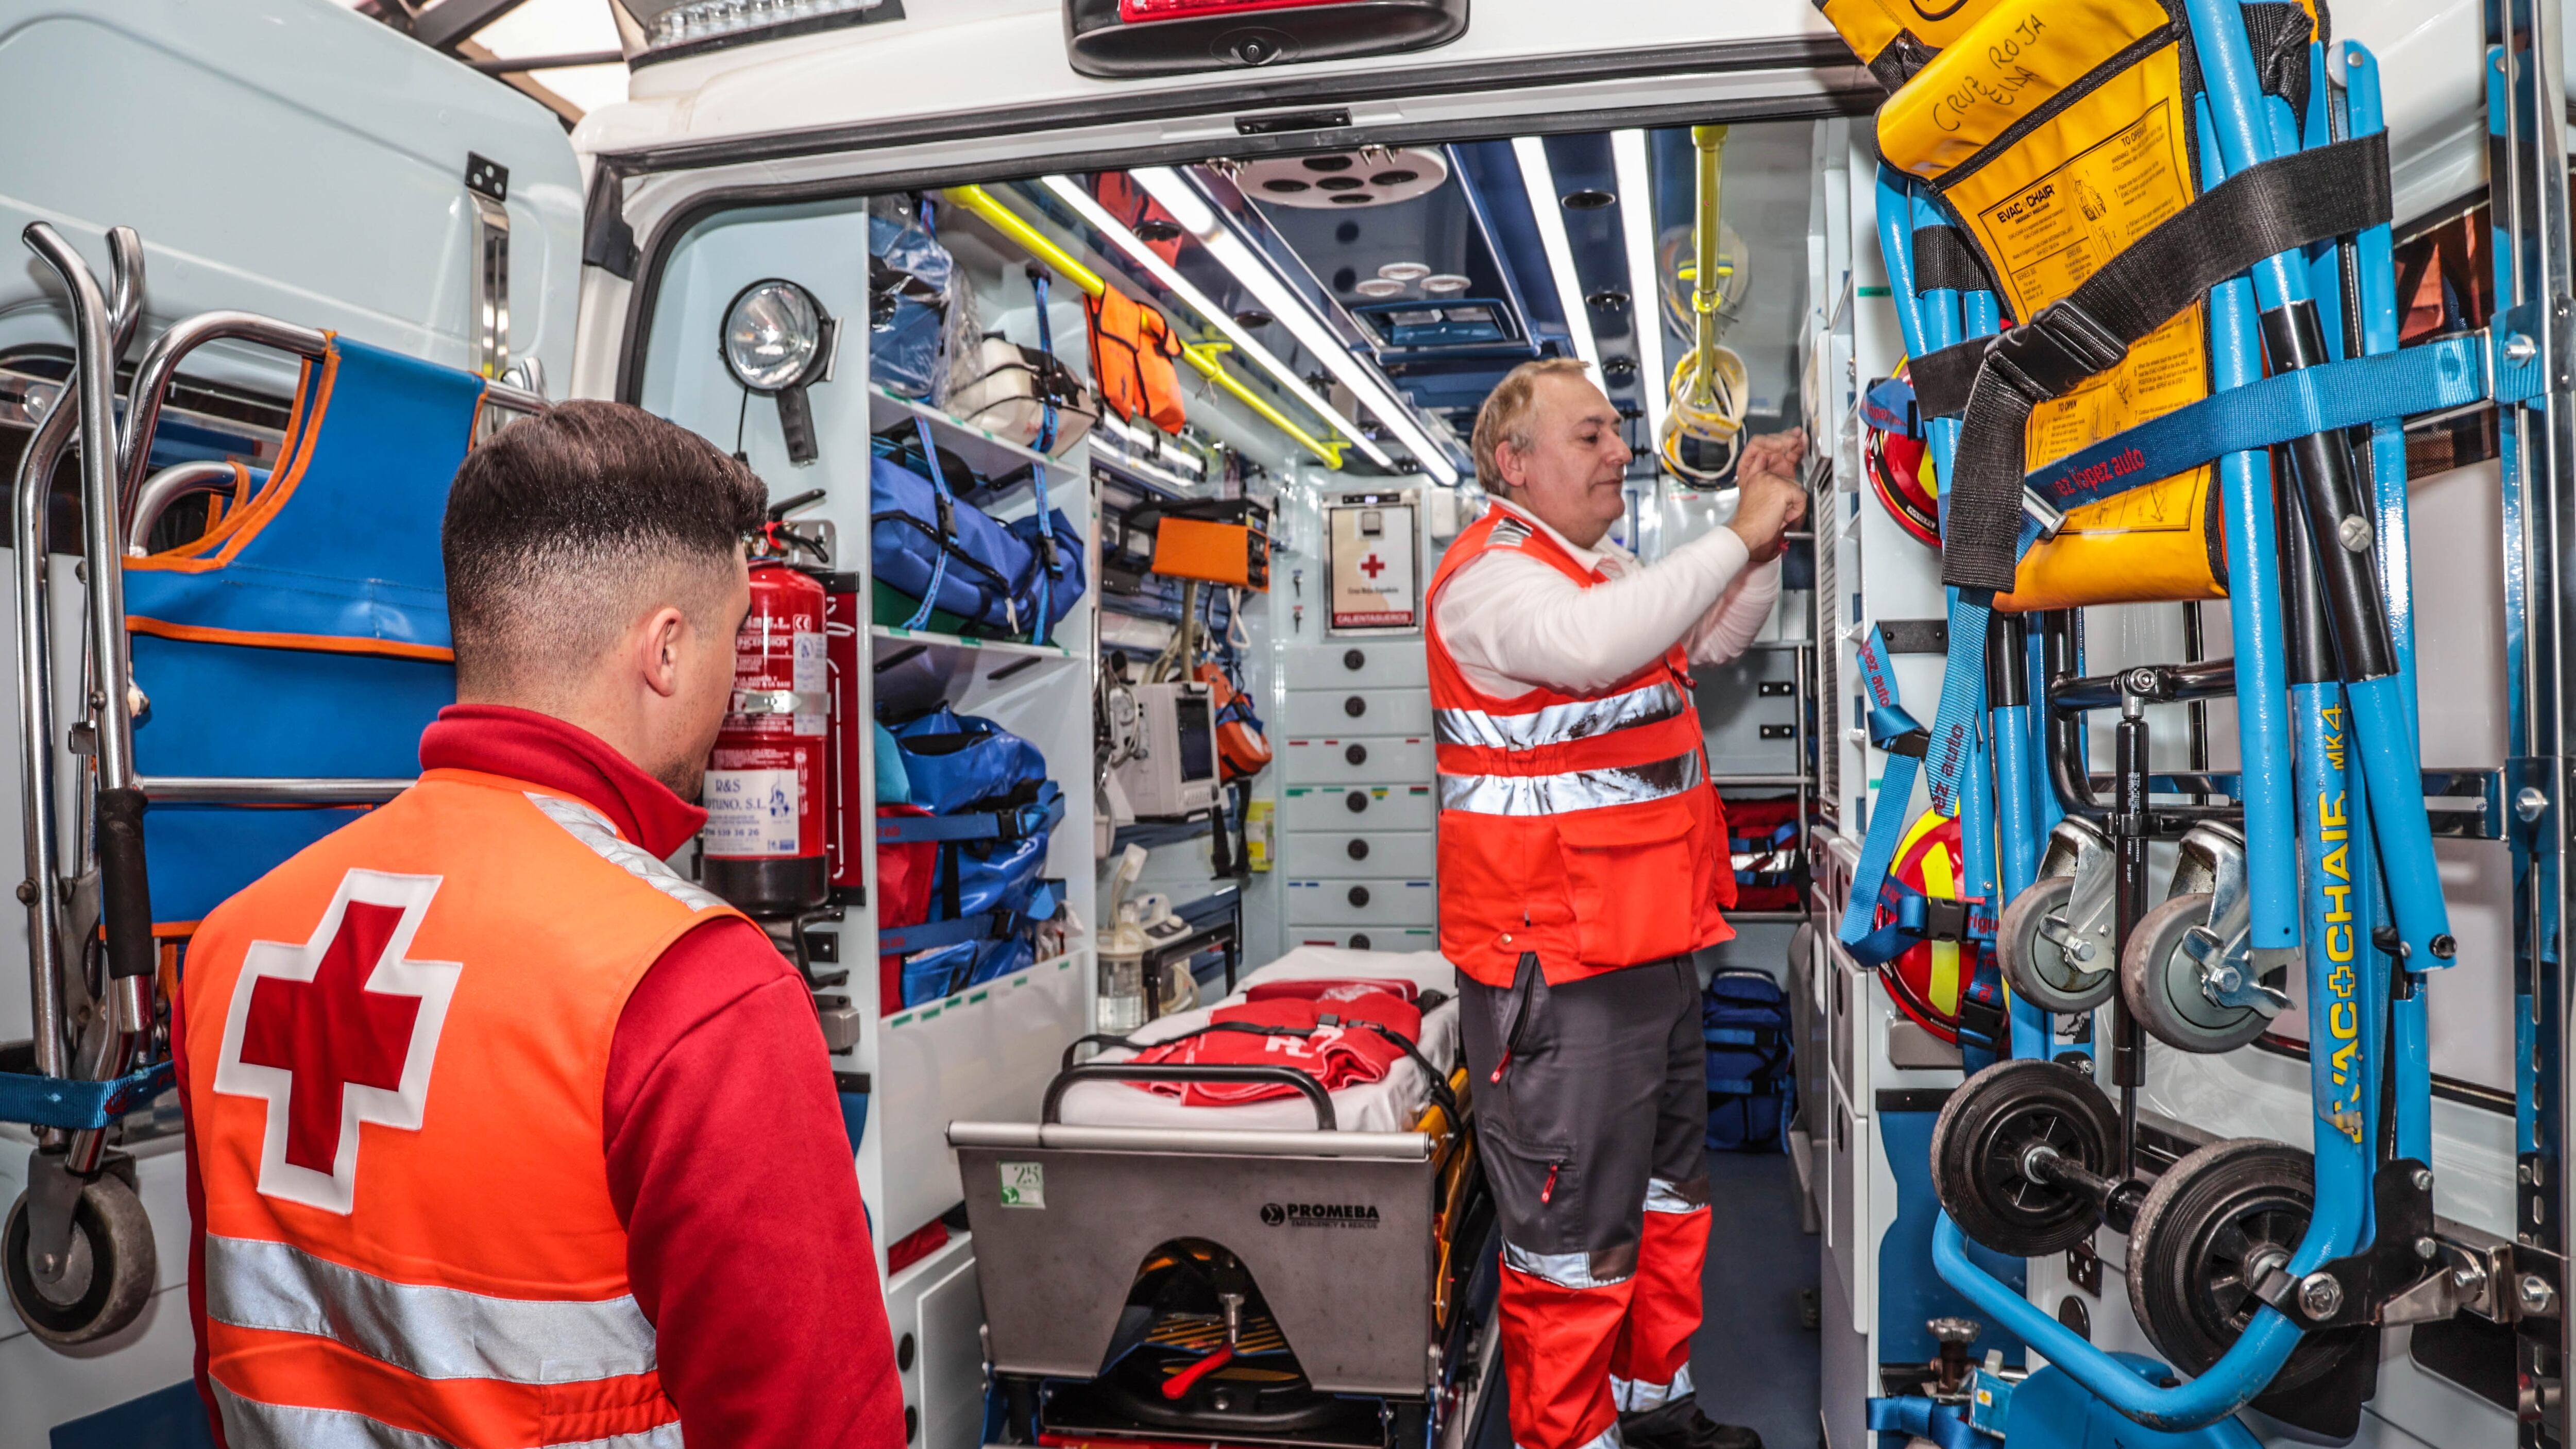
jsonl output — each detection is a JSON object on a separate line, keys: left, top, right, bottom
{"left": 124, "top": 336, "right": 486, "bottom": 924}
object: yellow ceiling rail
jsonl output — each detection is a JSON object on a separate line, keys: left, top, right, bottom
{"left": 945, "top": 183, "right": 1344, "bottom": 471}
{"left": 1182, "top": 343, "right": 1343, "bottom": 468}
{"left": 943, "top": 185, "right": 1106, "bottom": 297}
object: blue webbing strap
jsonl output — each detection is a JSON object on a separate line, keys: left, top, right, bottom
{"left": 876, "top": 791, "right": 1067, "bottom": 845}
{"left": 881, "top": 878, "right": 1064, "bottom": 957}
{"left": 1837, "top": 591, "right": 1994, "bottom": 967}
{"left": 2023, "top": 334, "right": 2488, "bottom": 513}
{"left": 1868, "top": 1396, "right": 1988, "bottom": 1449}
{"left": 0, "top": 1060, "right": 174, "bottom": 1132}
{"left": 902, "top": 416, "right": 956, "bottom": 632}
{"left": 1029, "top": 271, "right": 1058, "bottom": 645}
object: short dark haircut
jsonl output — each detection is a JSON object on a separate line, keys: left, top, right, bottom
{"left": 443, "top": 401, "right": 766, "bottom": 692}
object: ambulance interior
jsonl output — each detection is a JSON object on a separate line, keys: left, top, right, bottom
{"left": 0, "top": 2, "right": 2556, "bottom": 1448}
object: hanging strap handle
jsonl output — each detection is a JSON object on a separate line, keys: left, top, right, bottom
{"left": 902, "top": 416, "right": 956, "bottom": 632}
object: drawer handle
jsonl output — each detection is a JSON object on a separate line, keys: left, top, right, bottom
{"left": 1347, "top": 839, "right": 1370, "bottom": 861}
{"left": 1350, "top": 932, "right": 1372, "bottom": 950}
{"left": 1345, "top": 743, "right": 1368, "bottom": 766}
{"left": 1343, "top": 649, "right": 1366, "bottom": 671}
{"left": 1348, "top": 885, "right": 1371, "bottom": 908}
{"left": 1343, "top": 694, "right": 1367, "bottom": 718}
{"left": 1346, "top": 791, "right": 1369, "bottom": 814}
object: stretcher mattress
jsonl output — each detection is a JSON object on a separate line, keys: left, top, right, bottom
{"left": 1054, "top": 946, "right": 1459, "bottom": 1133}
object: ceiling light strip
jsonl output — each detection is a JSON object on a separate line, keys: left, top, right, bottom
{"left": 1130, "top": 167, "right": 1460, "bottom": 486}
{"left": 1611, "top": 130, "right": 1669, "bottom": 447}
{"left": 1035, "top": 175, "right": 1379, "bottom": 470}
{"left": 1512, "top": 137, "right": 1602, "bottom": 378}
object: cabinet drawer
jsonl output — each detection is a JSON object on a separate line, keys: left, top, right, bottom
{"left": 1281, "top": 829, "right": 1435, "bottom": 877}
{"left": 1282, "top": 688, "right": 1433, "bottom": 737}
{"left": 1282, "top": 736, "right": 1434, "bottom": 785}
{"left": 1281, "top": 783, "right": 1436, "bottom": 832}
{"left": 1284, "top": 876, "right": 1437, "bottom": 927}
{"left": 1283, "top": 641, "right": 1427, "bottom": 690}
{"left": 1285, "top": 924, "right": 1438, "bottom": 953}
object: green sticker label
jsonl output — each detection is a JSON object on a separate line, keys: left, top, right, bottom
{"left": 999, "top": 1162, "right": 1046, "bottom": 1208}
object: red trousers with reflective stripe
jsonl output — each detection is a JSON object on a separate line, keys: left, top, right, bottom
{"left": 1461, "top": 957, "right": 1710, "bottom": 1449}
{"left": 1500, "top": 1205, "right": 1709, "bottom": 1449}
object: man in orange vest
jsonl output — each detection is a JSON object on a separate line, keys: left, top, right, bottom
{"left": 1435, "top": 358, "right": 1805, "bottom": 1449}
{"left": 176, "top": 402, "right": 905, "bottom": 1447}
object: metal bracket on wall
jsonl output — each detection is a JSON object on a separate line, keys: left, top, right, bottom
{"left": 465, "top": 153, "right": 512, "bottom": 381}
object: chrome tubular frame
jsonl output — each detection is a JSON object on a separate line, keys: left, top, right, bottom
{"left": 125, "top": 461, "right": 241, "bottom": 557}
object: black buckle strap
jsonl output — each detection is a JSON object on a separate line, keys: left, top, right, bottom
{"left": 1986, "top": 300, "right": 2129, "bottom": 404}
{"left": 1920, "top": 897, "right": 1969, "bottom": 944}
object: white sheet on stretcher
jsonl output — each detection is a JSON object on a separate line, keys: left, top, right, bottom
{"left": 1053, "top": 946, "right": 1460, "bottom": 1134}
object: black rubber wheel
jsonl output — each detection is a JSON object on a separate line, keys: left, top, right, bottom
{"left": 5, "top": 1173, "right": 156, "bottom": 1346}
{"left": 1997, "top": 876, "right": 2115, "bottom": 1014}
{"left": 1929, "top": 1058, "right": 2121, "bottom": 1256}
{"left": 2122, "top": 892, "right": 2267, "bottom": 1054}
{"left": 2126, "top": 1138, "right": 2352, "bottom": 1393}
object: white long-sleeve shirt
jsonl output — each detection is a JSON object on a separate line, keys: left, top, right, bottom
{"left": 1431, "top": 499, "right": 1782, "bottom": 698}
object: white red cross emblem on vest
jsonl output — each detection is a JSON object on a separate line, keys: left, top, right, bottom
{"left": 211, "top": 870, "right": 462, "bottom": 1215}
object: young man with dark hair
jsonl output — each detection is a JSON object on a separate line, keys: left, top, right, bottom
{"left": 177, "top": 401, "right": 905, "bottom": 1448}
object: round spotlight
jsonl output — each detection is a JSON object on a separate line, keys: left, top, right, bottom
{"left": 1421, "top": 274, "right": 1472, "bottom": 294}
{"left": 1378, "top": 261, "right": 1432, "bottom": 282}
{"left": 1134, "top": 218, "right": 1184, "bottom": 243}
{"left": 722, "top": 279, "right": 825, "bottom": 393}
{"left": 1586, "top": 288, "right": 1632, "bottom": 311}
{"left": 1601, "top": 356, "right": 1638, "bottom": 383}
{"left": 1316, "top": 176, "right": 1365, "bottom": 192}
{"left": 1561, "top": 188, "right": 1616, "bottom": 210}
{"left": 1370, "top": 169, "right": 1421, "bottom": 186}
{"left": 1233, "top": 309, "right": 1276, "bottom": 329}
{"left": 1330, "top": 194, "right": 1373, "bottom": 205}
{"left": 1301, "top": 155, "right": 1356, "bottom": 172}
{"left": 1354, "top": 277, "right": 1408, "bottom": 298}
{"left": 1261, "top": 178, "right": 1313, "bottom": 194}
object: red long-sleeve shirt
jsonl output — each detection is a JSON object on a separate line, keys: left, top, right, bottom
{"left": 183, "top": 704, "right": 904, "bottom": 1447}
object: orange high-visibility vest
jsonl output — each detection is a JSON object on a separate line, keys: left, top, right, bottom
{"left": 1428, "top": 507, "right": 1736, "bottom": 988}
{"left": 183, "top": 766, "right": 747, "bottom": 1449}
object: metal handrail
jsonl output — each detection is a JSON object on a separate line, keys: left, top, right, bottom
{"left": 115, "top": 311, "right": 329, "bottom": 523}
{"left": 125, "top": 461, "right": 237, "bottom": 556}
{"left": 141, "top": 776, "right": 412, "bottom": 805}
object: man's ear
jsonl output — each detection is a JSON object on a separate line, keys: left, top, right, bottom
{"left": 638, "top": 605, "right": 689, "bottom": 700}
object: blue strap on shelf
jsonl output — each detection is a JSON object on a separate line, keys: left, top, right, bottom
{"left": 0, "top": 1060, "right": 175, "bottom": 1132}
{"left": 903, "top": 416, "right": 956, "bottom": 632}
{"left": 1029, "top": 271, "right": 1058, "bottom": 646}
{"left": 876, "top": 791, "right": 1067, "bottom": 845}
{"left": 1837, "top": 592, "right": 1992, "bottom": 968}
{"left": 878, "top": 879, "right": 1064, "bottom": 956}
{"left": 2023, "top": 332, "right": 2490, "bottom": 513}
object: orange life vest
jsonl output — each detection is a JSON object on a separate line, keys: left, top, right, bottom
{"left": 182, "top": 766, "right": 746, "bottom": 1449}
{"left": 1087, "top": 287, "right": 1188, "bottom": 434}
{"left": 1428, "top": 506, "right": 1736, "bottom": 988}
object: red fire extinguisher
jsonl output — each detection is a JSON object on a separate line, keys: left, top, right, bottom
{"left": 704, "top": 559, "right": 830, "bottom": 915}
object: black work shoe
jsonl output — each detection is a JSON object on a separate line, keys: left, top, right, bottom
{"left": 1620, "top": 1400, "right": 1763, "bottom": 1449}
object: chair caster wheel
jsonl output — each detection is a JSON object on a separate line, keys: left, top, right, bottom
{"left": 2126, "top": 1138, "right": 2357, "bottom": 1394}
{"left": 5, "top": 1170, "right": 156, "bottom": 1347}
{"left": 1998, "top": 875, "right": 2115, "bottom": 1014}
{"left": 2121, "top": 892, "right": 2269, "bottom": 1054}
{"left": 1930, "top": 1058, "right": 2122, "bottom": 1256}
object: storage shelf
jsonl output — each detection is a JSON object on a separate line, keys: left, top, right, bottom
{"left": 868, "top": 383, "right": 1079, "bottom": 486}
{"left": 885, "top": 946, "right": 1091, "bottom": 1032}
{"left": 871, "top": 623, "right": 1083, "bottom": 667}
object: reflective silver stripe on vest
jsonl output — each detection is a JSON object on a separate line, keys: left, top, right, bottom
{"left": 1434, "top": 679, "right": 1687, "bottom": 752}
{"left": 1439, "top": 749, "right": 1704, "bottom": 817}
{"left": 215, "top": 1384, "right": 685, "bottom": 1449}
{"left": 206, "top": 1234, "right": 656, "bottom": 1384}
{"left": 526, "top": 793, "right": 728, "bottom": 913}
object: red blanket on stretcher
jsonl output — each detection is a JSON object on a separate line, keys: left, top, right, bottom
{"left": 1128, "top": 980, "right": 1422, "bottom": 1107}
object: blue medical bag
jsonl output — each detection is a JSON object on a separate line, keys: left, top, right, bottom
{"left": 869, "top": 201, "right": 952, "bottom": 400}
{"left": 871, "top": 453, "right": 1084, "bottom": 639}
{"left": 1704, "top": 967, "right": 1795, "bottom": 1152}
{"left": 884, "top": 710, "right": 1063, "bottom": 1007}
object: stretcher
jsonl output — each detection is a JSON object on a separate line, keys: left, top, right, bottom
{"left": 951, "top": 945, "right": 1498, "bottom": 1449}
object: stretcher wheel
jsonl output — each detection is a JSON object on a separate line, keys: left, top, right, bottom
{"left": 1929, "top": 1059, "right": 2120, "bottom": 1256}
{"left": 2122, "top": 892, "right": 2266, "bottom": 1054}
{"left": 1997, "top": 876, "right": 2115, "bottom": 1014}
{"left": 4, "top": 1172, "right": 156, "bottom": 1346}
{"left": 2126, "top": 1139, "right": 2352, "bottom": 1393}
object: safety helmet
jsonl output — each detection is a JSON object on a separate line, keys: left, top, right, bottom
{"left": 1862, "top": 369, "right": 1939, "bottom": 548}
{"left": 1874, "top": 809, "right": 1973, "bottom": 1044}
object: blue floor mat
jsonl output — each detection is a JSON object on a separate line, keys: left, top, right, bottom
{"left": 1693, "top": 1151, "right": 1822, "bottom": 1449}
